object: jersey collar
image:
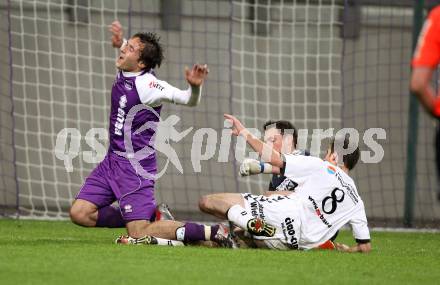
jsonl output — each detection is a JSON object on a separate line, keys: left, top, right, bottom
{"left": 121, "top": 70, "right": 143, "bottom": 77}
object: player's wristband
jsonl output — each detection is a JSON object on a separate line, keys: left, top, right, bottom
{"left": 434, "top": 97, "right": 440, "bottom": 117}
{"left": 259, "top": 162, "right": 273, "bottom": 174}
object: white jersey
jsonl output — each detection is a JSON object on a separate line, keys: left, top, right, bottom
{"left": 282, "top": 154, "right": 370, "bottom": 249}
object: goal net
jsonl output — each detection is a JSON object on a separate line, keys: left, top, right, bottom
{"left": 2, "top": 0, "right": 120, "bottom": 218}
{"left": 230, "top": 0, "right": 343, "bottom": 194}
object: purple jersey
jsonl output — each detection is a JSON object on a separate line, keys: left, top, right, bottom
{"left": 76, "top": 69, "right": 194, "bottom": 222}
{"left": 108, "top": 69, "right": 188, "bottom": 172}
{"left": 109, "top": 70, "right": 161, "bottom": 172}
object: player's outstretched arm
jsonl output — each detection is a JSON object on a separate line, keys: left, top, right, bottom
{"left": 109, "top": 20, "right": 125, "bottom": 49}
{"left": 138, "top": 65, "right": 208, "bottom": 107}
{"left": 224, "top": 114, "right": 284, "bottom": 168}
{"left": 335, "top": 242, "right": 371, "bottom": 253}
{"left": 156, "top": 64, "right": 209, "bottom": 107}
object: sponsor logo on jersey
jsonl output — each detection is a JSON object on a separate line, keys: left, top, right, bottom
{"left": 281, "top": 217, "right": 299, "bottom": 249}
{"left": 124, "top": 80, "right": 134, "bottom": 90}
{"left": 275, "top": 178, "right": 298, "bottom": 191}
{"left": 335, "top": 172, "right": 359, "bottom": 204}
{"left": 149, "top": 80, "right": 165, "bottom": 91}
{"left": 244, "top": 193, "right": 290, "bottom": 205}
{"left": 327, "top": 165, "right": 336, "bottom": 175}
{"left": 326, "top": 166, "right": 359, "bottom": 205}
{"left": 308, "top": 196, "right": 332, "bottom": 228}
{"left": 250, "top": 201, "right": 265, "bottom": 220}
{"left": 114, "top": 95, "right": 127, "bottom": 136}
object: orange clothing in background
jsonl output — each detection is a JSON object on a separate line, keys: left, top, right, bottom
{"left": 412, "top": 6, "right": 440, "bottom": 68}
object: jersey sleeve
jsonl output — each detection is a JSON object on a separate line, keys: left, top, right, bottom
{"left": 135, "top": 73, "right": 191, "bottom": 106}
{"left": 282, "top": 154, "right": 324, "bottom": 179}
{"left": 349, "top": 203, "right": 371, "bottom": 244}
{"left": 412, "top": 6, "right": 440, "bottom": 68}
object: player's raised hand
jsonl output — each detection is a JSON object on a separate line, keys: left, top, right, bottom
{"left": 224, "top": 114, "right": 247, "bottom": 136}
{"left": 109, "top": 20, "right": 124, "bottom": 48}
{"left": 185, "top": 64, "right": 209, "bottom": 87}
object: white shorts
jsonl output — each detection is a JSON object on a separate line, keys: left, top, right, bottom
{"left": 241, "top": 193, "right": 302, "bottom": 250}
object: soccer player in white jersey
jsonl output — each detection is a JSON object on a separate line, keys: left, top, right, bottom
{"left": 198, "top": 114, "right": 371, "bottom": 252}
{"left": 238, "top": 120, "right": 340, "bottom": 249}
{"left": 240, "top": 120, "right": 311, "bottom": 191}
{"left": 69, "top": 21, "right": 209, "bottom": 240}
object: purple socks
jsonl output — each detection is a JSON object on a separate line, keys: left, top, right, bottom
{"left": 96, "top": 206, "right": 125, "bottom": 228}
{"left": 177, "top": 222, "right": 219, "bottom": 242}
{"left": 210, "top": 225, "right": 220, "bottom": 240}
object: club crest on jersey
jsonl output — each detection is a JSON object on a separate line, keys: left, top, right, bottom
{"left": 327, "top": 165, "right": 336, "bottom": 175}
{"left": 149, "top": 80, "right": 165, "bottom": 91}
{"left": 124, "top": 204, "right": 133, "bottom": 213}
{"left": 124, "top": 80, "right": 134, "bottom": 90}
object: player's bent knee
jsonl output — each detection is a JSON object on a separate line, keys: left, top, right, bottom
{"left": 69, "top": 200, "right": 97, "bottom": 227}
{"left": 69, "top": 206, "right": 85, "bottom": 226}
{"left": 198, "top": 195, "right": 214, "bottom": 213}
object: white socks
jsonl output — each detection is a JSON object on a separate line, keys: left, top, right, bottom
{"left": 154, "top": 237, "right": 185, "bottom": 246}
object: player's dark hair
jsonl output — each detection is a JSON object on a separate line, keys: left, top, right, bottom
{"left": 263, "top": 120, "right": 298, "bottom": 148}
{"left": 329, "top": 134, "right": 360, "bottom": 170}
{"left": 133, "top": 32, "right": 164, "bottom": 71}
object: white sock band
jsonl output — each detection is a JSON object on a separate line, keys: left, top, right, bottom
{"left": 204, "top": 225, "right": 211, "bottom": 241}
{"left": 176, "top": 227, "right": 185, "bottom": 241}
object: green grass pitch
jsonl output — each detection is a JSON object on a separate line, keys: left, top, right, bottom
{"left": 1, "top": 219, "right": 439, "bottom": 285}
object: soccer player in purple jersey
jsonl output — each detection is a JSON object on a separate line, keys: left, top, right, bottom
{"left": 69, "top": 21, "right": 209, "bottom": 239}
